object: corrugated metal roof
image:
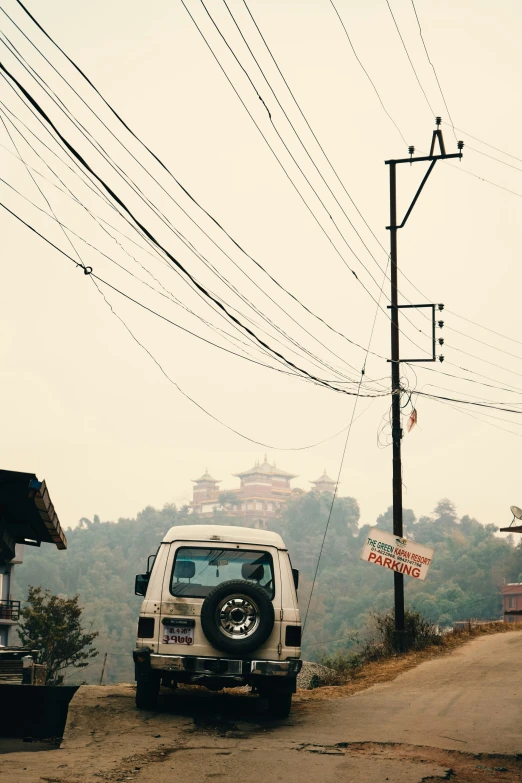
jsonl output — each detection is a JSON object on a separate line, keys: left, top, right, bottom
{"left": 0, "top": 469, "right": 66, "bottom": 560}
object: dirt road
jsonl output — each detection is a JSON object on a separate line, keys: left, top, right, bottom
{"left": 3, "top": 631, "right": 522, "bottom": 783}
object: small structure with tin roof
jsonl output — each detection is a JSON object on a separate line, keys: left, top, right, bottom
{"left": 0, "top": 469, "right": 66, "bottom": 647}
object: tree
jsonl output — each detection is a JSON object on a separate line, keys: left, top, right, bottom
{"left": 218, "top": 492, "right": 240, "bottom": 510}
{"left": 18, "top": 586, "right": 99, "bottom": 685}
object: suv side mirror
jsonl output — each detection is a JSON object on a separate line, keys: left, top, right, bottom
{"left": 292, "top": 568, "right": 299, "bottom": 590}
{"left": 135, "top": 573, "right": 149, "bottom": 596}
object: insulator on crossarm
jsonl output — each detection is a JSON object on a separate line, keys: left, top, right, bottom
{"left": 438, "top": 303, "right": 444, "bottom": 311}
{"left": 435, "top": 116, "right": 442, "bottom": 126}
{"left": 439, "top": 355, "right": 445, "bottom": 363}
{"left": 438, "top": 320, "right": 444, "bottom": 329}
{"left": 438, "top": 338, "right": 444, "bottom": 346}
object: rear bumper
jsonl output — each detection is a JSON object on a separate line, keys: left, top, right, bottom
{"left": 133, "top": 648, "right": 302, "bottom": 678}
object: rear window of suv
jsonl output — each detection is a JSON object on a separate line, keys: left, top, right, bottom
{"left": 170, "top": 547, "right": 275, "bottom": 599}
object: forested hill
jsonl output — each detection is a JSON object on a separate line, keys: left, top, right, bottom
{"left": 14, "top": 495, "right": 522, "bottom": 685}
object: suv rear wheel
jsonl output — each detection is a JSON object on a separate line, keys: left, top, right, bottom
{"left": 267, "top": 690, "right": 292, "bottom": 719}
{"left": 135, "top": 673, "right": 160, "bottom": 710}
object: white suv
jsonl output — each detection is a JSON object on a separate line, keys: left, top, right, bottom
{"left": 133, "top": 524, "right": 302, "bottom": 718}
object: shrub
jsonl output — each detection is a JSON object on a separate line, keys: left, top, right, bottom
{"left": 361, "top": 608, "right": 441, "bottom": 661}
{"left": 313, "top": 651, "right": 363, "bottom": 687}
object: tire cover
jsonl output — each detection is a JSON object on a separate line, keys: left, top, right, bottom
{"left": 200, "top": 579, "right": 275, "bottom": 655}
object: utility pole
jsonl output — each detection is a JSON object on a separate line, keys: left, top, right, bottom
{"left": 99, "top": 652, "right": 108, "bottom": 685}
{"left": 386, "top": 118, "right": 463, "bottom": 652}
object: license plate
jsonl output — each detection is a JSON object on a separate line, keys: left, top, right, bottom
{"left": 162, "top": 625, "right": 194, "bottom": 646}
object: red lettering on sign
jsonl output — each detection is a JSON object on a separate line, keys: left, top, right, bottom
{"left": 383, "top": 557, "right": 392, "bottom": 569}
{"left": 402, "top": 564, "right": 412, "bottom": 576}
{"left": 412, "top": 567, "right": 421, "bottom": 578}
{"left": 368, "top": 552, "right": 377, "bottom": 562}
{"left": 375, "top": 555, "right": 383, "bottom": 566}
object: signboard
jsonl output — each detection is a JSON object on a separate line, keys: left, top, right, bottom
{"left": 360, "top": 527, "right": 434, "bottom": 581}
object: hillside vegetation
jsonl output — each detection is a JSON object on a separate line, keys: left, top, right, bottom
{"left": 14, "top": 494, "right": 522, "bottom": 684}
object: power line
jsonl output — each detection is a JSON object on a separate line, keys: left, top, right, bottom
{"left": 412, "top": 389, "right": 522, "bottom": 416}
{"left": 181, "top": 0, "right": 434, "bottom": 363}
{"left": 3, "top": 0, "right": 394, "bottom": 371}
{"left": 303, "top": 258, "right": 390, "bottom": 632}
{"left": 409, "top": 0, "right": 457, "bottom": 140}
{"left": 0, "top": 199, "right": 392, "bottom": 452}
{"left": 0, "top": 163, "right": 305, "bottom": 367}
{"left": 8, "top": 0, "right": 520, "bottom": 414}
{"left": 446, "top": 309, "right": 522, "bottom": 349}
{"left": 1, "top": 60, "right": 364, "bottom": 394}
{"left": 182, "top": 1, "right": 393, "bottom": 307}
{"left": 328, "top": 0, "right": 407, "bottom": 146}
{"left": 385, "top": 0, "right": 435, "bottom": 115}
{"left": 0, "top": 197, "right": 339, "bottom": 385}
{"left": 90, "top": 277, "right": 379, "bottom": 451}
{"left": 442, "top": 120, "right": 522, "bottom": 164}
{"left": 0, "top": 198, "right": 388, "bottom": 395}
{"left": 425, "top": 395, "right": 522, "bottom": 441}
{"left": 223, "top": 0, "right": 390, "bottom": 278}
{"left": 4, "top": 0, "right": 435, "bottom": 369}
{"left": 467, "top": 144, "right": 522, "bottom": 174}
{"left": 0, "top": 12, "right": 392, "bottom": 383}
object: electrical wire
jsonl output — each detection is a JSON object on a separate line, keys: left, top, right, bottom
{"left": 3, "top": 1, "right": 434, "bottom": 377}
{"left": 181, "top": 0, "right": 435, "bottom": 364}
{"left": 181, "top": 1, "right": 395, "bottom": 310}
{"left": 223, "top": 0, "right": 389, "bottom": 279}
{"left": 303, "top": 258, "right": 390, "bottom": 632}
{"left": 3, "top": 0, "right": 397, "bottom": 371}
{"left": 412, "top": 389, "right": 522, "bottom": 416}
{"left": 0, "top": 25, "right": 386, "bottom": 384}
{"left": 0, "top": 60, "right": 367, "bottom": 395}
{"left": 424, "top": 395, "right": 522, "bottom": 441}
{"left": 409, "top": 0, "right": 457, "bottom": 140}
{"left": 0, "top": 199, "right": 393, "bottom": 452}
{"left": 446, "top": 309, "right": 522, "bottom": 350}
{"left": 9, "top": 0, "right": 522, "bottom": 412}
{"left": 328, "top": 0, "right": 407, "bottom": 146}
{"left": 385, "top": 0, "right": 435, "bottom": 116}
{"left": 442, "top": 121, "right": 522, "bottom": 164}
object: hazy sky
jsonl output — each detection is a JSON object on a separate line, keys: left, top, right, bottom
{"left": 1, "top": 0, "right": 521, "bottom": 534}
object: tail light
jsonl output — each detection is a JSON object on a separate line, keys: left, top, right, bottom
{"left": 285, "top": 625, "right": 301, "bottom": 647}
{"left": 138, "top": 617, "right": 155, "bottom": 638}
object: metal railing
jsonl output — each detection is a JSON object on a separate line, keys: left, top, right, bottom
{"left": 0, "top": 599, "right": 20, "bottom": 621}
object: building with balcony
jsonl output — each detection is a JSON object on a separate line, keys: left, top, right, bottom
{"left": 502, "top": 583, "right": 522, "bottom": 623}
{"left": 0, "top": 469, "right": 67, "bottom": 646}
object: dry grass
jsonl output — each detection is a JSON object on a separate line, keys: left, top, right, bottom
{"left": 295, "top": 622, "right": 522, "bottom": 703}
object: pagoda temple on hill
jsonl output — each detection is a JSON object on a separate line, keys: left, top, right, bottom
{"left": 310, "top": 470, "right": 337, "bottom": 493}
{"left": 189, "top": 459, "right": 337, "bottom": 528}
{"left": 189, "top": 457, "right": 297, "bottom": 528}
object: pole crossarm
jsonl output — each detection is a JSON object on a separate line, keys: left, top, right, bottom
{"left": 384, "top": 152, "right": 462, "bottom": 165}
{"left": 385, "top": 152, "right": 462, "bottom": 230}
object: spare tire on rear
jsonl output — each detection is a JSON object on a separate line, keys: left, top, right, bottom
{"left": 200, "top": 580, "right": 275, "bottom": 655}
